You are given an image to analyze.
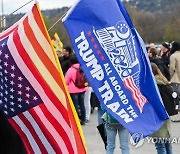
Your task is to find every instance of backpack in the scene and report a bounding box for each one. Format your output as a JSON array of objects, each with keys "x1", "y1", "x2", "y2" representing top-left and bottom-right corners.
[
  {"x1": 72, "y1": 67, "x2": 87, "y2": 88},
  {"x1": 158, "y1": 83, "x2": 180, "y2": 116}
]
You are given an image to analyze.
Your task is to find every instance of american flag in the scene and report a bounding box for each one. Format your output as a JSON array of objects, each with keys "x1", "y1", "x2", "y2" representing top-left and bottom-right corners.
[
  {"x1": 124, "y1": 76, "x2": 147, "y2": 113},
  {"x1": 0, "y1": 4, "x2": 85, "y2": 154}
]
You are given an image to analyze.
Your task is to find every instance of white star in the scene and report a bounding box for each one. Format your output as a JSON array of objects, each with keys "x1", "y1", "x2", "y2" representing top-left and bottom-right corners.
[
  {"x1": 1, "y1": 42, "x2": 5, "y2": 47},
  {"x1": 4, "y1": 62, "x2": 8, "y2": 67},
  {"x1": 10, "y1": 88, "x2": 15, "y2": 93},
  {"x1": 5, "y1": 84, "x2": 8, "y2": 88},
  {"x1": 33, "y1": 96, "x2": 38, "y2": 101},
  {"x1": 10, "y1": 80, "x2": 15, "y2": 85},
  {"x1": 10, "y1": 108, "x2": 15, "y2": 112},
  {"x1": 18, "y1": 104, "x2": 22, "y2": 108},
  {"x1": 0, "y1": 50, "x2": 2, "y2": 55},
  {"x1": 4, "y1": 105, "x2": 7, "y2": 108},
  {"x1": 0, "y1": 99, "x2": 2, "y2": 104},
  {"x1": 18, "y1": 76, "x2": 23, "y2": 81},
  {"x1": 5, "y1": 90, "x2": 8, "y2": 95},
  {"x1": 11, "y1": 65, "x2": 15, "y2": 70},
  {"x1": 18, "y1": 97, "x2": 22, "y2": 102},
  {"x1": 4, "y1": 54, "x2": 9, "y2": 59},
  {"x1": 4, "y1": 70, "x2": 8, "y2": 74},
  {"x1": 10, "y1": 95, "x2": 14, "y2": 99},
  {"x1": 4, "y1": 111, "x2": 8, "y2": 115},
  {"x1": 10, "y1": 73, "x2": 15, "y2": 78},
  {"x1": 26, "y1": 93, "x2": 30, "y2": 98},
  {"x1": 4, "y1": 97, "x2": 7, "y2": 102},
  {"x1": 18, "y1": 84, "x2": 22, "y2": 88},
  {"x1": 10, "y1": 102, "x2": 15, "y2": 106},
  {"x1": 4, "y1": 77, "x2": 8, "y2": 81},
  {"x1": 25, "y1": 100, "x2": 30, "y2": 104},
  {"x1": 26, "y1": 86, "x2": 31, "y2": 91},
  {"x1": 18, "y1": 91, "x2": 22, "y2": 95}
]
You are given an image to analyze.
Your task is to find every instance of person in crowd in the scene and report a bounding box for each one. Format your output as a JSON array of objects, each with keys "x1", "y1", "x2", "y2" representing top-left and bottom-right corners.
[
  {"x1": 0, "y1": 110, "x2": 26, "y2": 154},
  {"x1": 84, "y1": 86, "x2": 92, "y2": 122},
  {"x1": 90, "y1": 91, "x2": 105, "y2": 125},
  {"x1": 146, "y1": 43, "x2": 156, "y2": 55},
  {"x1": 149, "y1": 43, "x2": 156, "y2": 49},
  {"x1": 148, "y1": 48, "x2": 170, "y2": 80},
  {"x1": 65, "y1": 54, "x2": 87, "y2": 125},
  {"x1": 59, "y1": 46, "x2": 72, "y2": 75},
  {"x1": 55, "y1": 49, "x2": 62, "y2": 58},
  {"x1": 169, "y1": 41, "x2": 180, "y2": 83},
  {"x1": 102, "y1": 111, "x2": 130, "y2": 154},
  {"x1": 151, "y1": 63, "x2": 173, "y2": 154},
  {"x1": 160, "y1": 42, "x2": 171, "y2": 68},
  {"x1": 169, "y1": 41, "x2": 180, "y2": 122}
]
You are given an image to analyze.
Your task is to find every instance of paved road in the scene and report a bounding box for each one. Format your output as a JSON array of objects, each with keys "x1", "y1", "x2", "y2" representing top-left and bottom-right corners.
[{"x1": 82, "y1": 109, "x2": 180, "y2": 154}]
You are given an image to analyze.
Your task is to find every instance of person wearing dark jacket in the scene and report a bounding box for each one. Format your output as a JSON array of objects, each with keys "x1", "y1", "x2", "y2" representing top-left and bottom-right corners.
[
  {"x1": 59, "y1": 46, "x2": 72, "y2": 75},
  {"x1": 148, "y1": 48, "x2": 170, "y2": 81},
  {"x1": 160, "y1": 42, "x2": 171, "y2": 68},
  {"x1": 150, "y1": 63, "x2": 173, "y2": 154},
  {"x1": 0, "y1": 110, "x2": 26, "y2": 154}
]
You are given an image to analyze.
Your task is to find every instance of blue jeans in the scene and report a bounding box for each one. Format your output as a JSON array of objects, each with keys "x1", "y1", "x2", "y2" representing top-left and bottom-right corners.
[
  {"x1": 106, "y1": 123, "x2": 130, "y2": 154},
  {"x1": 155, "y1": 142, "x2": 173, "y2": 154},
  {"x1": 71, "y1": 93, "x2": 86, "y2": 122}
]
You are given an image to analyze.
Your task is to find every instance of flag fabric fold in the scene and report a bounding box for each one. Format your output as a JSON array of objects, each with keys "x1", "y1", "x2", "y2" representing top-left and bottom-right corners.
[
  {"x1": 63, "y1": 0, "x2": 169, "y2": 140},
  {"x1": 0, "y1": 3, "x2": 86, "y2": 154}
]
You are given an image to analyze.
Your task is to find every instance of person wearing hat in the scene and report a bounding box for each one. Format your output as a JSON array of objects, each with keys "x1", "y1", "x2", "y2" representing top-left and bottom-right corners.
[{"x1": 160, "y1": 42, "x2": 171, "y2": 68}]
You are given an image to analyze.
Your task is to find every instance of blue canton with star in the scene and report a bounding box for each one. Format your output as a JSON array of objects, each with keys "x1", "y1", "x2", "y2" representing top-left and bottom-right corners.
[{"x1": 0, "y1": 37, "x2": 43, "y2": 118}]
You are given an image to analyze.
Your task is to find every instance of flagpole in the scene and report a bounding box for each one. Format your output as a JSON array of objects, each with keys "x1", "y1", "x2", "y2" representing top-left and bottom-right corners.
[
  {"x1": 0, "y1": 0, "x2": 34, "y2": 26},
  {"x1": 47, "y1": 11, "x2": 68, "y2": 32}
]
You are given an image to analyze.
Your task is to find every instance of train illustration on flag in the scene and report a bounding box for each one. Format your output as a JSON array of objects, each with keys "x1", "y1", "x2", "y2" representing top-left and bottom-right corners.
[{"x1": 93, "y1": 21, "x2": 147, "y2": 113}]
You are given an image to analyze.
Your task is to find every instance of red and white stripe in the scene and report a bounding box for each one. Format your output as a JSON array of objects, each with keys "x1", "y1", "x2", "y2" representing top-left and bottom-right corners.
[
  {"x1": 0, "y1": 11, "x2": 29, "y2": 40},
  {"x1": 124, "y1": 76, "x2": 147, "y2": 113},
  {"x1": 6, "y1": 5, "x2": 78, "y2": 154}
]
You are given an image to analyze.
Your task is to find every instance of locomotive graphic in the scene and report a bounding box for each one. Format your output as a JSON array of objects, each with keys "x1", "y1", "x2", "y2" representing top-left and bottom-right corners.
[{"x1": 93, "y1": 21, "x2": 147, "y2": 113}]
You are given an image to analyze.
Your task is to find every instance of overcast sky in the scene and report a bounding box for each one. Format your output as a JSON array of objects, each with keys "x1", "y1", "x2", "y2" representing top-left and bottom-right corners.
[{"x1": 1, "y1": 0, "x2": 77, "y2": 14}]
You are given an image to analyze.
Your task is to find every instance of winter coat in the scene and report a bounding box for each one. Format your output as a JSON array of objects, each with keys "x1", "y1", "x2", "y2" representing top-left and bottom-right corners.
[
  {"x1": 169, "y1": 50, "x2": 180, "y2": 83},
  {"x1": 151, "y1": 119, "x2": 171, "y2": 139},
  {"x1": 150, "y1": 57, "x2": 170, "y2": 81},
  {"x1": 150, "y1": 76, "x2": 171, "y2": 139},
  {"x1": 59, "y1": 55, "x2": 71, "y2": 74},
  {"x1": 65, "y1": 63, "x2": 87, "y2": 94}
]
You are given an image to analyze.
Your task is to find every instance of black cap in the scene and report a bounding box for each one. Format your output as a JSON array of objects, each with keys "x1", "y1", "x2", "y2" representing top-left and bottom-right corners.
[
  {"x1": 170, "y1": 41, "x2": 180, "y2": 54},
  {"x1": 162, "y1": 42, "x2": 170, "y2": 49}
]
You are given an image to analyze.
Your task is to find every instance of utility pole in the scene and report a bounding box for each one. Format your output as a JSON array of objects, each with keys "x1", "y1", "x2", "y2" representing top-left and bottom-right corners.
[{"x1": 1, "y1": 0, "x2": 6, "y2": 31}]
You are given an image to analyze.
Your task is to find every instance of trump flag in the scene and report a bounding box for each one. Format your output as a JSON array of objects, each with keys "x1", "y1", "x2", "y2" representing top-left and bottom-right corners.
[
  {"x1": 0, "y1": 3, "x2": 87, "y2": 154},
  {"x1": 63, "y1": 0, "x2": 169, "y2": 139}
]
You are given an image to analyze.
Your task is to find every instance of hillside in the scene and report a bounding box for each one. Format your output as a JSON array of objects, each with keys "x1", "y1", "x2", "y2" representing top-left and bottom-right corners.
[{"x1": 3, "y1": 0, "x2": 180, "y2": 45}]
